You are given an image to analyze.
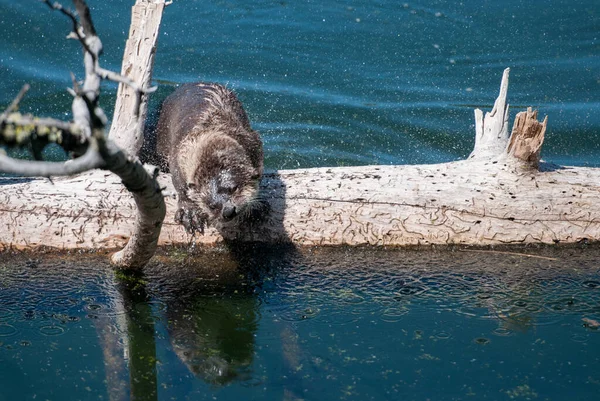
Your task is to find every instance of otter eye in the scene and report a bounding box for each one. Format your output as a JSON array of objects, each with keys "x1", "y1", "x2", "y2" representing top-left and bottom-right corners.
[
  {"x1": 218, "y1": 184, "x2": 237, "y2": 195},
  {"x1": 186, "y1": 183, "x2": 196, "y2": 190}
]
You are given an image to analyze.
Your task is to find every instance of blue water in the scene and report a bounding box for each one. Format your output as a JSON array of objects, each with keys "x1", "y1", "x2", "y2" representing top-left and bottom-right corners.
[
  {"x1": 0, "y1": 0, "x2": 598, "y2": 167},
  {"x1": 1, "y1": 247, "x2": 600, "y2": 400}
]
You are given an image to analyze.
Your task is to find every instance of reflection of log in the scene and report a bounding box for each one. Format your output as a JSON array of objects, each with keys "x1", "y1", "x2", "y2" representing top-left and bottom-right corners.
[{"x1": 2, "y1": 70, "x2": 600, "y2": 248}]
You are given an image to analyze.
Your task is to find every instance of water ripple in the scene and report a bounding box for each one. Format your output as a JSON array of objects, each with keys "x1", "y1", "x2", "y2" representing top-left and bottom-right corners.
[
  {"x1": 39, "y1": 325, "x2": 66, "y2": 337},
  {"x1": 0, "y1": 324, "x2": 18, "y2": 337}
]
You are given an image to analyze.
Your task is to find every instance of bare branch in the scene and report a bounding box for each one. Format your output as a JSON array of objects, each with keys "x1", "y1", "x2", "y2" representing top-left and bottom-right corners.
[
  {"x1": 0, "y1": 0, "x2": 168, "y2": 270},
  {"x1": 72, "y1": 0, "x2": 96, "y2": 37},
  {"x1": 0, "y1": 84, "x2": 30, "y2": 120},
  {"x1": 96, "y1": 66, "x2": 158, "y2": 118},
  {"x1": 42, "y1": 0, "x2": 155, "y2": 123},
  {"x1": 41, "y1": 0, "x2": 95, "y2": 58},
  {"x1": 95, "y1": 67, "x2": 157, "y2": 95},
  {"x1": 0, "y1": 143, "x2": 103, "y2": 176}
]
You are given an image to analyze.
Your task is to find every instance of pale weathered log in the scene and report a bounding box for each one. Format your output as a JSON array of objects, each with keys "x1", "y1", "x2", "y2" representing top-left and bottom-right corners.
[
  {"x1": 2, "y1": 154, "x2": 600, "y2": 249},
  {"x1": 108, "y1": 0, "x2": 165, "y2": 155},
  {"x1": 2, "y1": 66, "x2": 599, "y2": 249},
  {"x1": 2, "y1": 1, "x2": 597, "y2": 254}
]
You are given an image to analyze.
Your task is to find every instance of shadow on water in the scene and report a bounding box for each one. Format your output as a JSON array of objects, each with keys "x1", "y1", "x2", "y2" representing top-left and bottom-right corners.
[
  {"x1": 134, "y1": 81, "x2": 303, "y2": 394},
  {"x1": 102, "y1": 250, "x2": 294, "y2": 399}
]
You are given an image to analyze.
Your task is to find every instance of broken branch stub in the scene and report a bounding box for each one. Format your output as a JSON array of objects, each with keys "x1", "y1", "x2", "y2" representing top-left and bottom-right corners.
[
  {"x1": 470, "y1": 68, "x2": 511, "y2": 160},
  {"x1": 108, "y1": 0, "x2": 166, "y2": 156},
  {"x1": 507, "y1": 107, "x2": 548, "y2": 168}
]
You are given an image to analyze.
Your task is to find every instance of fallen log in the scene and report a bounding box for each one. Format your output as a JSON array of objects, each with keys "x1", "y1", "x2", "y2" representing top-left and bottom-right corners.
[{"x1": 2, "y1": 68, "x2": 599, "y2": 250}]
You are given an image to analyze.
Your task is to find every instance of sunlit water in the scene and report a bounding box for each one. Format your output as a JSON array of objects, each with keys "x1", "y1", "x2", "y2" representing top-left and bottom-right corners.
[
  {"x1": 1, "y1": 247, "x2": 600, "y2": 400},
  {"x1": 0, "y1": 0, "x2": 598, "y2": 167}
]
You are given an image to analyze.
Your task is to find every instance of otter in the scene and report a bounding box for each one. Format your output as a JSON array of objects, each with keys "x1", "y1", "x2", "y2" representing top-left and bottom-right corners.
[{"x1": 154, "y1": 82, "x2": 265, "y2": 234}]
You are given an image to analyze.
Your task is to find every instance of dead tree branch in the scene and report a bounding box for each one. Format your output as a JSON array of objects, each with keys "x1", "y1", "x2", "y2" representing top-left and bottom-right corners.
[{"x1": 1, "y1": 0, "x2": 167, "y2": 268}]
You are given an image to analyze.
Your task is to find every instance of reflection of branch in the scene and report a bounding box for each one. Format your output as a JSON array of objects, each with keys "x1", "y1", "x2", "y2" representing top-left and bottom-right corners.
[{"x1": 117, "y1": 273, "x2": 158, "y2": 401}]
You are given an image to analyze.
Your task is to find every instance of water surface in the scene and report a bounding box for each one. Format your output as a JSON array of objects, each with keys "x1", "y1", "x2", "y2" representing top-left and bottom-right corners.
[
  {"x1": 1, "y1": 246, "x2": 600, "y2": 400},
  {"x1": 0, "y1": 0, "x2": 598, "y2": 167}
]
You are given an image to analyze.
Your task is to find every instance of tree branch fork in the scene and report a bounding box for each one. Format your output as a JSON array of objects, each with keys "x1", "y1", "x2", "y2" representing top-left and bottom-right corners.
[{"x1": 1, "y1": 0, "x2": 166, "y2": 268}]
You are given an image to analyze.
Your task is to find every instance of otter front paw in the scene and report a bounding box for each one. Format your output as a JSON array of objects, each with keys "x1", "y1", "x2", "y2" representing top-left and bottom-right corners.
[
  {"x1": 175, "y1": 206, "x2": 208, "y2": 234},
  {"x1": 244, "y1": 199, "x2": 271, "y2": 223}
]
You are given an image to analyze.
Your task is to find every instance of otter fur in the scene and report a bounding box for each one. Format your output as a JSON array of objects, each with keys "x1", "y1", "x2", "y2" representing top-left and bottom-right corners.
[{"x1": 155, "y1": 82, "x2": 265, "y2": 234}]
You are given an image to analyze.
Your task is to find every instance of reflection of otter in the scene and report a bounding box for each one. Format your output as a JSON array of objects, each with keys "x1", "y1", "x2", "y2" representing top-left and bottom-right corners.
[
  {"x1": 155, "y1": 82, "x2": 265, "y2": 234},
  {"x1": 167, "y1": 295, "x2": 258, "y2": 385}
]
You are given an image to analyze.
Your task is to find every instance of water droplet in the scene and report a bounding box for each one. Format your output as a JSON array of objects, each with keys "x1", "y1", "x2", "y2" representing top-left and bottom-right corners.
[
  {"x1": 492, "y1": 327, "x2": 513, "y2": 337},
  {"x1": 435, "y1": 331, "x2": 451, "y2": 340}
]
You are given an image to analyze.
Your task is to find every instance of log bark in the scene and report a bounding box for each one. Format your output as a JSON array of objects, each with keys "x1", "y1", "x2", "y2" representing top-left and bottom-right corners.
[{"x1": 2, "y1": 155, "x2": 599, "y2": 249}]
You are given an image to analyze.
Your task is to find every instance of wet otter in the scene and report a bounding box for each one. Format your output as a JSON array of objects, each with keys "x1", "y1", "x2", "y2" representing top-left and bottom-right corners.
[{"x1": 155, "y1": 82, "x2": 264, "y2": 234}]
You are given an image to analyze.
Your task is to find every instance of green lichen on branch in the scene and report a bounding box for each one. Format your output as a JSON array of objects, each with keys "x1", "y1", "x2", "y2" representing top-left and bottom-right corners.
[{"x1": 0, "y1": 112, "x2": 86, "y2": 156}]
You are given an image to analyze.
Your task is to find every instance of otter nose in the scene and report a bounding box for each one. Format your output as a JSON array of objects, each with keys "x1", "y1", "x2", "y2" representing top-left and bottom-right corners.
[{"x1": 222, "y1": 204, "x2": 237, "y2": 220}]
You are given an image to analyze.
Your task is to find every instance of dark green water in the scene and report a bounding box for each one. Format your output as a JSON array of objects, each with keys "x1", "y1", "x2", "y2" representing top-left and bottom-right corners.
[
  {"x1": 0, "y1": 0, "x2": 598, "y2": 167},
  {"x1": 1, "y1": 247, "x2": 600, "y2": 400}
]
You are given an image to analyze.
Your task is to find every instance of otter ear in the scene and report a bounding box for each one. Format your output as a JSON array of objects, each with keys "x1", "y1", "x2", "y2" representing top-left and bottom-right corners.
[{"x1": 186, "y1": 182, "x2": 196, "y2": 190}]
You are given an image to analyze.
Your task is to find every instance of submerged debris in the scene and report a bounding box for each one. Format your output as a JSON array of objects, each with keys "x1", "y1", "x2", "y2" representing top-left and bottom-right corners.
[{"x1": 582, "y1": 317, "x2": 600, "y2": 330}]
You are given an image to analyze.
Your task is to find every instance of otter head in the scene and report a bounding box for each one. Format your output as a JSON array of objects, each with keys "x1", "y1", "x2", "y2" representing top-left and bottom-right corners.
[{"x1": 185, "y1": 136, "x2": 261, "y2": 226}]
